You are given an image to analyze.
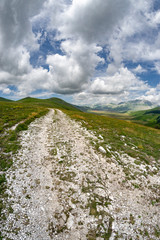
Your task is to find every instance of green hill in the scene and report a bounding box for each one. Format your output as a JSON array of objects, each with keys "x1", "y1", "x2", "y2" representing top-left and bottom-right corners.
[
  {"x1": 0, "y1": 97, "x2": 13, "y2": 102},
  {"x1": 131, "y1": 107, "x2": 160, "y2": 129},
  {"x1": 17, "y1": 97, "x2": 40, "y2": 103},
  {"x1": 17, "y1": 97, "x2": 80, "y2": 112}
]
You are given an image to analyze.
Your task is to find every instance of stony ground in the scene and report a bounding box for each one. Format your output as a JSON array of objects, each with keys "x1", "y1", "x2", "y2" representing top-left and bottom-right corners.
[{"x1": 1, "y1": 109, "x2": 160, "y2": 239}]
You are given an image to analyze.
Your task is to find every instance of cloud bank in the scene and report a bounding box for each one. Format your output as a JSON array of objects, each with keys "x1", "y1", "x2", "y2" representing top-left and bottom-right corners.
[{"x1": 0, "y1": 0, "x2": 160, "y2": 104}]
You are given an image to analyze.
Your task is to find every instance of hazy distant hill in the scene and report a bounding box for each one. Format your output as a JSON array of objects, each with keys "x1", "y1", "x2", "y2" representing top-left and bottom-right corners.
[{"x1": 90, "y1": 100, "x2": 157, "y2": 113}]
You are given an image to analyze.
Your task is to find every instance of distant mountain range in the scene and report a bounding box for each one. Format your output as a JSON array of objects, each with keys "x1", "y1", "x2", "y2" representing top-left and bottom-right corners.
[
  {"x1": 79, "y1": 100, "x2": 157, "y2": 113},
  {"x1": 0, "y1": 97, "x2": 158, "y2": 114}
]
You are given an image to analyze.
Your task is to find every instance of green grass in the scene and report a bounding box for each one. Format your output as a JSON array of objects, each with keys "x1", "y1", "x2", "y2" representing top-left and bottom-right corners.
[
  {"x1": 64, "y1": 110, "x2": 160, "y2": 163},
  {"x1": 130, "y1": 107, "x2": 160, "y2": 129}
]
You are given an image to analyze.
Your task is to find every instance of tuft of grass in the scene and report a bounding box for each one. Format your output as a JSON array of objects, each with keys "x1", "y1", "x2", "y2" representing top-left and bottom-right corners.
[
  {"x1": 59, "y1": 171, "x2": 76, "y2": 182},
  {"x1": 102, "y1": 217, "x2": 114, "y2": 240},
  {"x1": 0, "y1": 174, "x2": 6, "y2": 185},
  {"x1": 89, "y1": 200, "x2": 99, "y2": 217},
  {"x1": 129, "y1": 214, "x2": 135, "y2": 225},
  {"x1": 154, "y1": 226, "x2": 160, "y2": 237}
]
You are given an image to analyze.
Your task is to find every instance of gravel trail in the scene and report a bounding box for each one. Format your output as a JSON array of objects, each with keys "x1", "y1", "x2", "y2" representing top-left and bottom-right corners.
[{"x1": 1, "y1": 109, "x2": 159, "y2": 239}]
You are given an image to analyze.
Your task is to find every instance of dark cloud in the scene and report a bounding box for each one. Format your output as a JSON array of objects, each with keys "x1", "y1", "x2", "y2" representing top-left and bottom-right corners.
[{"x1": 58, "y1": 0, "x2": 130, "y2": 43}]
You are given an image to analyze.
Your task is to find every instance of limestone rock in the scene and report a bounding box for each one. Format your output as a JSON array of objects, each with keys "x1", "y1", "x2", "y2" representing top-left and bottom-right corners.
[{"x1": 98, "y1": 146, "x2": 106, "y2": 154}]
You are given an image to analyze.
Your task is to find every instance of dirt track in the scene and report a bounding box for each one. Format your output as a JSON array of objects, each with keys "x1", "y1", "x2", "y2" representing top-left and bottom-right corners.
[{"x1": 1, "y1": 109, "x2": 159, "y2": 239}]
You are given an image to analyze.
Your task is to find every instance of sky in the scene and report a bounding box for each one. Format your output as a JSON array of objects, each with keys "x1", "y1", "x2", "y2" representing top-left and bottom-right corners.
[{"x1": 0, "y1": 0, "x2": 160, "y2": 105}]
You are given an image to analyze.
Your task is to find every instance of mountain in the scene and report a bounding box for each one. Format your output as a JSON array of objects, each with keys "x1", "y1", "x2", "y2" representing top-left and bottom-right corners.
[
  {"x1": 90, "y1": 100, "x2": 157, "y2": 113},
  {"x1": 0, "y1": 97, "x2": 13, "y2": 102}
]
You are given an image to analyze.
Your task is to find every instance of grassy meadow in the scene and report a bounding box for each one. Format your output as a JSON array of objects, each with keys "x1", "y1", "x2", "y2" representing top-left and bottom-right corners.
[
  {"x1": 88, "y1": 107, "x2": 160, "y2": 129},
  {"x1": 0, "y1": 97, "x2": 160, "y2": 233},
  {"x1": 88, "y1": 110, "x2": 132, "y2": 120}
]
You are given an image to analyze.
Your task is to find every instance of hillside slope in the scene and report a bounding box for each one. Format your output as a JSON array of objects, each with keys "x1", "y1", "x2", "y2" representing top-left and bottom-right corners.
[
  {"x1": 17, "y1": 97, "x2": 80, "y2": 111},
  {"x1": 131, "y1": 107, "x2": 160, "y2": 129},
  {"x1": 0, "y1": 97, "x2": 13, "y2": 102}
]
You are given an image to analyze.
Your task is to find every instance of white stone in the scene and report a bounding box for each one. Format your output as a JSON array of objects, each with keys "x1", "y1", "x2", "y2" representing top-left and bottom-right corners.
[
  {"x1": 99, "y1": 134, "x2": 103, "y2": 140},
  {"x1": 98, "y1": 146, "x2": 106, "y2": 154},
  {"x1": 67, "y1": 214, "x2": 74, "y2": 229}
]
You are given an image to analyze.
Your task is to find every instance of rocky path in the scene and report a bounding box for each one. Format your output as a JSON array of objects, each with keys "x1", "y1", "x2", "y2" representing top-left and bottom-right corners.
[{"x1": 1, "y1": 109, "x2": 160, "y2": 239}]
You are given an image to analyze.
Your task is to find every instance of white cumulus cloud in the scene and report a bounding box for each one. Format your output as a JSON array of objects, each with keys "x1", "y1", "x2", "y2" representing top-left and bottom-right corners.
[{"x1": 0, "y1": 0, "x2": 160, "y2": 104}]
